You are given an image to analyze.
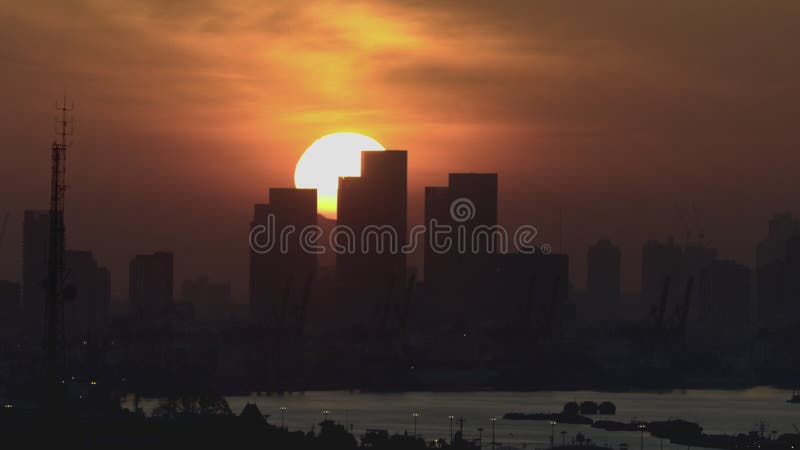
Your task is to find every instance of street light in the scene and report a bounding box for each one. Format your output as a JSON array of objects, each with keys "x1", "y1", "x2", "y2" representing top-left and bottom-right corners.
[
  {"x1": 322, "y1": 409, "x2": 331, "y2": 422},
  {"x1": 638, "y1": 424, "x2": 646, "y2": 450},
  {"x1": 549, "y1": 420, "x2": 557, "y2": 448},
  {"x1": 491, "y1": 417, "x2": 498, "y2": 450},
  {"x1": 280, "y1": 406, "x2": 287, "y2": 429},
  {"x1": 449, "y1": 415, "x2": 456, "y2": 443},
  {"x1": 412, "y1": 412, "x2": 421, "y2": 438}
]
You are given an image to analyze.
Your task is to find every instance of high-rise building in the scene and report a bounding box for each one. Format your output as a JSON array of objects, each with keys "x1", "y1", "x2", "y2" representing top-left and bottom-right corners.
[
  {"x1": 64, "y1": 250, "x2": 111, "y2": 338},
  {"x1": 695, "y1": 260, "x2": 752, "y2": 343},
  {"x1": 22, "y1": 210, "x2": 49, "y2": 326},
  {"x1": 424, "y1": 174, "x2": 498, "y2": 283},
  {"x1": 182, "y1": 275, "x2": 231, "y2": 322},
  {"x1": 642, "y1": 238, "x2": 716, "y2": 324},
  {"x1": 336, "y1": 150, "x2": 407, "y2": 328},
  {"x1": 423, "y1": 173, "x2": 498, "y2": 327},
  {"x1": 756, "y1": 214, "x2": 800, "y2": 329},
  {"x1": 0, "y1": 280, "x2": 21, "y2": 327},
  {"x1": 756, "y1": 213, "x2": 799, "y2": 268},
  {"x1": 249, "y1": 188, "x2": 317, "y2": 326},
  {"x1": 249, "y1": 203, "x2": 271, "y2": 324},
  {"x1": 495, "y1": 252, "x2": 571, "y2": 336},
  {"x1": 587, "y1": 239, "x2": 621, "y2": 309},
  {"x1": 129, "y1": 251, "x2": 173, "y2": 326},
  {"x1": 641, "y1": 238, "x2": 683, "y2": 310}
]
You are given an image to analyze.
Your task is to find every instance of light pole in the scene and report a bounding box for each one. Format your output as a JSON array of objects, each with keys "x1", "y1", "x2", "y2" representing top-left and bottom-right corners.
[
  {"x1": 449, "y1": 415, "x2": 456, "y2": 443},
  {"x1": 323, "y1": 409, "x2": 330, "y2": 422},
  {"x1": 491, "y1": 417, "x2": 497, "y2": 450},
  {"x1": 639, "y1": 424, "x2": 646, "y2": 450},
  {"x1": 550, "y1": 420, "x2": 557, "y2": 449},
  {"x1": 280, "y1": 406, "x2": 287, "y2": 429},
  {"x1": 412, "y1": 412, "x2": 421, "y2": 438},
  {"x1": 478, "y1": 427, "x2": 484, "y2": 450}
]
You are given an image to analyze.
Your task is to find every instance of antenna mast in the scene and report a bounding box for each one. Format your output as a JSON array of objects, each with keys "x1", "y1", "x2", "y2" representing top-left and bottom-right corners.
[{"x1": 43, "y1": 95, "x2": 73, "y2": 405}]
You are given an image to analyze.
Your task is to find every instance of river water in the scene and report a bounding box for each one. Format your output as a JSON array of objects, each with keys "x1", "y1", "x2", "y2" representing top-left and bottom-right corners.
[{"x1": 122, "y1": 387, "x2": 799, "y2": 450}]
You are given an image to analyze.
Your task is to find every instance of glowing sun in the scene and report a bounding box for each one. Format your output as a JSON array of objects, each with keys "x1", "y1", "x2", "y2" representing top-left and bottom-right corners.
[{"x1": 294, "y1": 132, "x2": 385, "y2": 218}]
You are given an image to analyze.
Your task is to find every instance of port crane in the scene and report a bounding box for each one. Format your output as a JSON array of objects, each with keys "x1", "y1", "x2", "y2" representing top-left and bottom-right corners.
[
  {"x1": 651, "y1": 277, "x2": 672, "y2": 333},
  {"x1": 673, "y1": 277, "x2": 694, "y2": 342}
]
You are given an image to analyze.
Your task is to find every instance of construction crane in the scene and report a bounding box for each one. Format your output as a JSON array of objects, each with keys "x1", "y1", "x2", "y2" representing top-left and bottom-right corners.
[
  {"x1": 675, "y1": 277, "x2": 694, "y2": 342},
  {"x1": 675, "y1": 203, "x2": 692, "y2": 246},
  {"x1": 692, "y1": 202, "x2": 712, "y2": 247},
  {"x1": 651, "y1": 277, "x2": 672, "y2": 333}
]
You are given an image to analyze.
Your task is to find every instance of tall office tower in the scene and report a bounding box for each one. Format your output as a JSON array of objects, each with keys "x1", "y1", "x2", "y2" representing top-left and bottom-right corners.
[
  {"x1": 641, "y1": 238, "x2": 683, "y2": 311},
  {"x1": 129, "y1": 251, "x2": 173, "y2": 326},
  {"x1": 587, "y1": 239, "x2": 621, "y2": 309},
  {"x1": 423, "y1": 173, "x2": 497, "y2": 328},
  {"x1": 337, "y1": 150, "x2": 407, "y2": 329},
  {"x1": 249, "y1": 188, "x2": 317, "y2": 327},
  {"x1": 695, "y1": 260, "x2": 751, "y2": 344},
  {"x1": 756, "y1": 213, "x2": 799, "y2": 267},
  {"x1": 756, "y1": 214, "x2": 800, "y2": 329},
  {"x1": 495, "y1": 252, "x2": 571, "y2": 338},
  {"x1": 64, "y1": 250, "x2": 111, "y2": 339},
  {"x1": 22, "y1": 210, "x2": 50, "y2": 328},
  {"x1": 249, "y1": 203, "x2": 271, "y2": 324},
  {"x1": 0, "y1": 280, "x2": 21, "y2": 328},
  {"x1": 182, "y1": 275, "x2": 232, "y2": 322}
]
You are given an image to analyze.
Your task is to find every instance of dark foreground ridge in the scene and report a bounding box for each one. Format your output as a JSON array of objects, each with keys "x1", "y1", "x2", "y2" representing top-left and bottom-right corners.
[{"x1": 0, "y1": 393, "x2": 480, "y2": 450}]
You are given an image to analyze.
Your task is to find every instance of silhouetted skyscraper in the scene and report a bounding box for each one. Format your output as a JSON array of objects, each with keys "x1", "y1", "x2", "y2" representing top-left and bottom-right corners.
[
  {"x1": 337, "y1": 150, "x2": 407, "y2": 328},
  {"x1": 695, "y1": 260, "x2": 751, "y2": 344},
  {"x1": 587, "y1": 239, "x2": 621, "y2": 309},
  {"x1": 641, "y1": 238, "x2": 682, "y2": 310},
  {"x1": 249, "y1": 203, "x2": 271, "y2": 324},
  {"x1": 756, "y1": 213, "x2": 800, "y2": 329},
  {"x1": 0, "y1": 280, "x2": 21, "y2": 328},
  {"x1": 22, "y1": 210, "x2": 49, "y2": 328},
  {"x1": 64, "y1": 250, "x2": 110, "y2": 338},
  {"x1": 183, "y1": 275, "x2": 232, "y2": 322},
  {"x1": 129, "y1": 251, "x2": 173, "y2": 326},
  {"x1": 756, "y1": 213, "x2": 799, "y2": 268},
  {"x1": 249, "y1": 188, "x2": 317, "y2": 327},
  {"x1": 423, "y1": 173, "x2": 498, "y2": 327},
  {"x1": 642, "y1": 238, "x2": 716, "y2": 327},
  {"x1": 496, "y1": 252, "x2": 570, "y2": 338}
]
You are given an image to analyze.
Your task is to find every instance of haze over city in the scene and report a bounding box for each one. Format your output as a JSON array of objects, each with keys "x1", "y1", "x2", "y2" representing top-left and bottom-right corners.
[
  {"x1": 3, "y1": 2, "x2": 800, "y2": 450},
  {"x1": 2, "y1": 1, "x2": 799, "y2": 302}
]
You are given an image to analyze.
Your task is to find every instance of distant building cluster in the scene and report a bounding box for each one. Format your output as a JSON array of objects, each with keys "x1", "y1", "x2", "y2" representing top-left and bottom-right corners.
[{"x1": 3, "y1": 148, "x2": 800, "y2": 391}]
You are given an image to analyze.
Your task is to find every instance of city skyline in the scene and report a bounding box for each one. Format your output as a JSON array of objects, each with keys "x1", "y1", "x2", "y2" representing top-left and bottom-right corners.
[
  {"x1": 4, "y1": 3, "x2": 800, "y2": 444},
  {"x1": 2, "y1": 1, "x2": 800, "y2": 301}
]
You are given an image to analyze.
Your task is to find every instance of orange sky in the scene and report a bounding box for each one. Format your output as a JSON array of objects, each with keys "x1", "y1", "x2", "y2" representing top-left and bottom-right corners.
[{"x1": 1, "y1": 1, "x2": 800, "y2": 300}]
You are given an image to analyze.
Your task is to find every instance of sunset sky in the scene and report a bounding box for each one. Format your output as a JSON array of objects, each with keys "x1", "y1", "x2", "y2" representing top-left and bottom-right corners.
[{"x1": 1, "y1": 1, "x2": 799, "y2": 301}]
